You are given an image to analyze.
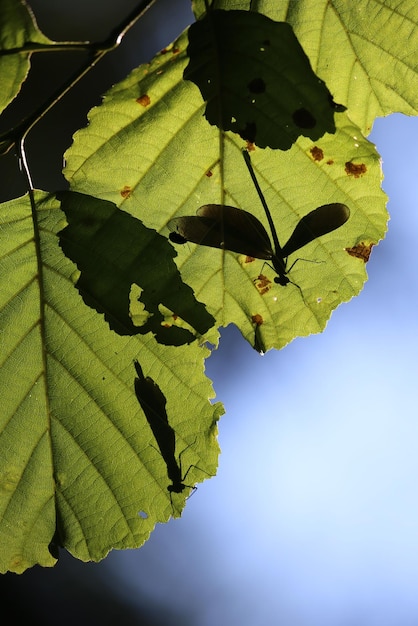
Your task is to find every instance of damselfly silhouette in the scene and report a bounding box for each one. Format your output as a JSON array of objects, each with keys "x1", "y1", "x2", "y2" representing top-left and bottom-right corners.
[
  {"x1": 134, "y1": 360, "x2": 202, "y2": 497},
  {"x1": 169, "y1": 151, "x2": 350, "y2": 286}
]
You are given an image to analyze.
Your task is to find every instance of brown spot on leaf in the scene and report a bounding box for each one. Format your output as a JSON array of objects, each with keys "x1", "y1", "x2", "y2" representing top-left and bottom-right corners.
[
  {"x1": 326, "y1": 159, "x2": 334, "y2": 165},
  {"x1": 137, "y1": 94, "x2": 151, "y2": 107},
  {"x1": 254, "y1": 274, "x2": 272, "y2": 295},
  {"x1": 310, "y1": 146, "x2": 324, "y2": 161},
  {"x1": 244, "y1": 255, "x2": 255, "y2": 264},
  {"x1": 345, "y1": 161, "x2": 367, "y2": 177},
  {"x1": 246, "y1": 141, "x2": 256, "y2": 152},
  {"x1": 161, "y1": 45, "x2": 180, "y2": 55},
  {"x1": 206, "y1": 170, "x2": 213, "y2": 177},
  {"x1": 120, "y1": 186, "x2": 132, "y2": 198},
  {"x1": 346, "y1": 242, "x2": 374, "y2": 262},
  {"x1": 252, "y1": 313, "x2": 263, "y2": 326}
]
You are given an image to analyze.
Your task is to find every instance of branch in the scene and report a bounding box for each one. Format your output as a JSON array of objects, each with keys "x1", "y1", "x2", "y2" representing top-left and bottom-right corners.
[{"x1": 0, "y1": 0, "x2": 157, "y2": 160}]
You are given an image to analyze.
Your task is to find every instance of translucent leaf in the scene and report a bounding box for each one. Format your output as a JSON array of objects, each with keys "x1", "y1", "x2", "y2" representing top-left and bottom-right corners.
[
  {"x1": 64, "y1": 28, "x2": 387, "y2": 353},
  {"x1": 184, "y1": 10, "x2": 345, "y2": 149},
  {"x1": 0, "y1": 192, "x2": 222, "y2": 572},
  {"x1": 193, "y1": 0, "x2": 418, "y2": 133},
  {"x1": 0, "y1": 0, "x2": 54, "y2": 113},
  {"x1": 290, "y1": 0, "x2": 418, "y2": 131}
]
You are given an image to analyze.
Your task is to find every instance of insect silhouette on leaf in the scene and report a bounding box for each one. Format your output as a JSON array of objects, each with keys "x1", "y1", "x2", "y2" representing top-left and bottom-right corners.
[
  {"x1": 169, "y1": 151, "x2": 350, "y2": 287},
  {"x1": 133, "y1": 360, "x2": 210, "y2": 505}
]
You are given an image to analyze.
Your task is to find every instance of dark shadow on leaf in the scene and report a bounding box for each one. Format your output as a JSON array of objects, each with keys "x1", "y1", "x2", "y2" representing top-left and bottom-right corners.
[
  {"x1": 134, "y1": 360, "x2": 185, "y2": 494},
  {"x1": 184, "y1": 10, "x2": 345, "y2": 150},
  {"x1": 57, "y1": 191, "x2": 215, "y2": 345},
  {"x1": 133, "y1": 359, "x2": 216, "y2": 515}
]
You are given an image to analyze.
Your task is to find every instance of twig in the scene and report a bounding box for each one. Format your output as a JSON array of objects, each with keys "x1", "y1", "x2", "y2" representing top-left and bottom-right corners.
[{"x1": 0, "y1": 0, "x2": 157, "y2": 161}]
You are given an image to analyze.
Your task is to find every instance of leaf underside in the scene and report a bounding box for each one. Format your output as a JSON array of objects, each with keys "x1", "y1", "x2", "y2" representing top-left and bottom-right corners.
[
  {"x1": 64, "y1": 26, "x2": 387, "y2": 353},
  {"x1": 0, "y1": 193, "x2": 222, "y2": 572},
  {"x1": 4, "y1": 0, "x2": 417, "y2": 571}
]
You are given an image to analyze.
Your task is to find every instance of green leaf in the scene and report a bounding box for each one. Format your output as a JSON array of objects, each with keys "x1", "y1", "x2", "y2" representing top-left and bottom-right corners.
[
  {"x1": 195, "y1": 0, "x2": 418, "y2": 133},
  {"x1": 290, "y1": 0, "x2": 418, "y2": 131},
  {"x1": 0, "y1": 0, "x2": 54, "y2": 113},
  {"x1": 64, "y1": 27, "x2": 387, "y2": 353},
  {"x1": 184, "y1": 9, "x2": 345, "y2": 149},
  {"x1": 0, "y1": 192, "x2": 222, "y2": 572},
  {"x1": 58, "y1": 191, "x2": 215, "y2": 345}
]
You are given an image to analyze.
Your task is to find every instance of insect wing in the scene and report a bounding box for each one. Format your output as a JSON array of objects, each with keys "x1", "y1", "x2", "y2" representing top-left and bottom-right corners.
[
  {"x1": 169, "y1": 231, "x2": 188, "y2": 244},
  {"x1": 134, "y1": 360, "x2": 167, "y2": 420},
  {"x1": 134, "y1": 360, "x2": 174, "y2": 450},
  {"x1": 169, "y1": 204, "x2": 273, "y2": 260},
  {"x1": 281, "y1": 203, "x2": 350, "y2": 258},
  {"x1": 169, "y1": 215, "x2": 212, "y2": 246}
]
